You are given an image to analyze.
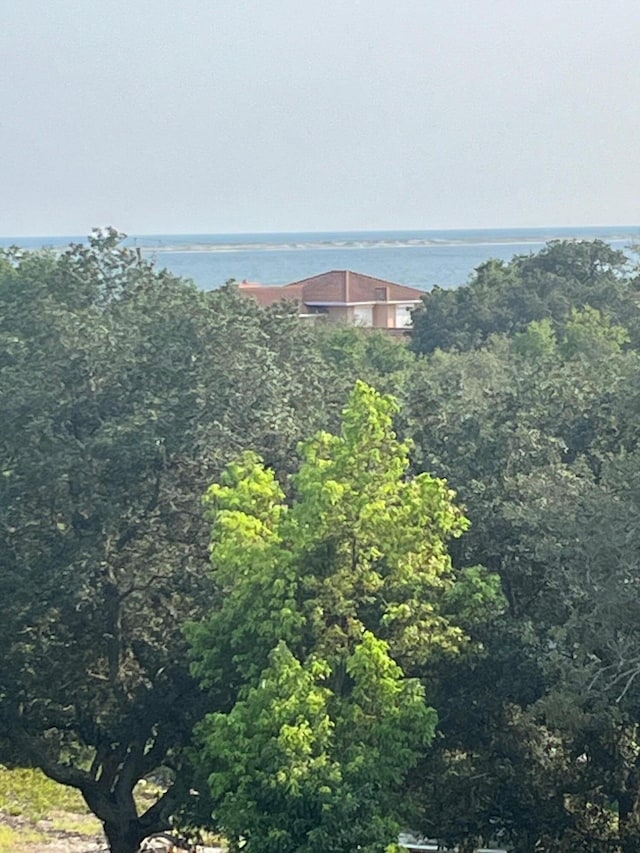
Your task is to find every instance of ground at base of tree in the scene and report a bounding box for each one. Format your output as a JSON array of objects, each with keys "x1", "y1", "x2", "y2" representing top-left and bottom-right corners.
[
  {"x1": 0, "y1": 812, "x2": 226, "y2": 853},
  {"x1": 0, "y1": 809, "x2": 105, "y2": 852},
  {"x1": 0, "y1": 768, "x2": 224, "y2": 853}
]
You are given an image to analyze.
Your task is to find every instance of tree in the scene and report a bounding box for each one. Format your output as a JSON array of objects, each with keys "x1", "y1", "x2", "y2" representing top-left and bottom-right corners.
[
  {"x1": 515, "y1": 448, "x2": 640, "y2": 851},
  {"x1": 189, "y1": 382, "x2": 499, "y2": 853},
  {"x1": 312, "y1": 323, "x2": 415, "y2": 396},
  {"x1": 403, "y1": 311, "x2": 640, "y2": 849},
  {"x1": 406, "y1": 311, "x2": 638, "y2": 601},
  {"x1": 411, "y1": 239, "x2": 637, "y2": 355},
  {"x1": 0, "y1": 230, "x2": 343, "y2": 853}
]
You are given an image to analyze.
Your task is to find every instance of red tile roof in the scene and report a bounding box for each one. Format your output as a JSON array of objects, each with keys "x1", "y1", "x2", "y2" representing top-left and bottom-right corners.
[
  {"x1": 284, "y1": 270, "x2": 424, "y2": 303},
  {"x1": 237, "y1": 281, "x2": 303, "y2": 307},
  {"x1": 239, "y1": 271, "x2": 424, "y2": 308}
]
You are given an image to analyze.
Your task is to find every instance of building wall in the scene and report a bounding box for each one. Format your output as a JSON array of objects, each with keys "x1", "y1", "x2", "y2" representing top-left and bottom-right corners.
[
  {"x1": 394, "y1": 303, "x2": 415, "y2": 327},
  {"x1": 302, "y1": 302, "x2": 417, "y2": 329},
  {"x1": 373, "y1": 303, "x2": 392, "y2": 328},
  {"x1": 326, "y1": 305, "x2": 351, "y2": 323},
  {"x1": 353, "y1": 304, "x2": 374, "y2": 326}
]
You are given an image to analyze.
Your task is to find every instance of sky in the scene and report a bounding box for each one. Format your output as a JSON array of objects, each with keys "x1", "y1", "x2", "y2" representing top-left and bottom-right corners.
[{"x1": 2, "y1": 0, "x2": 640, "y2": 236}]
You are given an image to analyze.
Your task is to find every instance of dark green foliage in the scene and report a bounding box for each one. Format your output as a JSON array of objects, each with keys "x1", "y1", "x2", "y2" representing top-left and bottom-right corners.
[
  {"x1": 403, "y1": 294, "x2": 640, "y2": 849},
  {"x1": 0, "y1": 230, "x2": 342, "y2": 853},
  {"x1": 411, "y1": 239, "x2": 638, "y2": 354},
  {"x1": 7, "y1": 232, "x2": 640, "y2": 851},
  {"x1": 313, "y1": 324, "x2": 415, "y2": 395},
  {"x1": 406, "y1": 312, "x2": 638, "y2": 616}
]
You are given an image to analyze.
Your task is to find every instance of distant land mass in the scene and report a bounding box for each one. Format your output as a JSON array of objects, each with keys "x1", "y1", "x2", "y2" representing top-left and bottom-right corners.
[{"x1": 2, "y1": 226, "x2": 638, "y2": 291}]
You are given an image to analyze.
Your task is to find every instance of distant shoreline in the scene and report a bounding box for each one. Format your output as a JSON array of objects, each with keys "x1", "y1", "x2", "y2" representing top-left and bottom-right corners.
[
  {"x1": 3, "y1": 227, "x2": 638, "y2": 291},
  {"x1": 2, "y1": 225, "x2": 640, "y2": 250}
]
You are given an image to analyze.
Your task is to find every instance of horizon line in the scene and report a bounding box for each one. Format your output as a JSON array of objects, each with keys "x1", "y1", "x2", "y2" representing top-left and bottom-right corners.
[{"x1": 2, "y1": 223, "x2": 640, "y2": 241}]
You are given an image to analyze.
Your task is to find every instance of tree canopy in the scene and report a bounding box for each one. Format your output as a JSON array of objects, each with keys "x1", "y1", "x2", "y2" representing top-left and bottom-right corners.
[
  {"x1": 0, "y1": 230, "x2": 344, "y2": 853},
  {"x1": 403, "y1": 296, "x2": 640, "y2": 850},
  {"x1": 188, "y1": 382, "x2": 499, "y2": 853},
  {"x1": 410, "y1": 239, "x2": 639, "y2": 354},
  {"x1": 7, "y1": 234, "x2": 640, "y2": 852}
]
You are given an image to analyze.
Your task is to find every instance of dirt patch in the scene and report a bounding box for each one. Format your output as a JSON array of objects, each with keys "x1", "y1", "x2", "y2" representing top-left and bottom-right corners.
[
  {"x1": 0, "y1": 812, "x2": 226, "y2": 853},
  {"x1": 0, "y1": 810, "x2": 106, "y2": 852}
]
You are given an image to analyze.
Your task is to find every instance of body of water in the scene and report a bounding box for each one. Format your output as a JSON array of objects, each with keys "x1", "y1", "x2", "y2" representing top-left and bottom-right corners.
[{"x1": 2, "y1": 226, "x2": 638, "y2": 291}]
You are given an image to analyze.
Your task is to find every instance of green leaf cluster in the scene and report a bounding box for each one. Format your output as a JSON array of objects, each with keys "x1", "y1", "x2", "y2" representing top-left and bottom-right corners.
[
  {"x1": 400, "y1": 247, "x2": 640, "y2": 849},
  {"x1": 189, "y1": 382, "x2": 484, "y2": 852},
  {"x1": 0, "y1": 231, "x2": 345, "y2": 853},
  {"x1": 411, "y1": 239, "x2": 638, "y2": 355}
]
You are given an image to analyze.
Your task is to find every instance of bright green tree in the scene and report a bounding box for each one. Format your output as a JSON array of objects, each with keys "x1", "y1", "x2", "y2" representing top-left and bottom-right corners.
[{"x1": 189, "y1": 382, "x2": 496, "y2": 853}]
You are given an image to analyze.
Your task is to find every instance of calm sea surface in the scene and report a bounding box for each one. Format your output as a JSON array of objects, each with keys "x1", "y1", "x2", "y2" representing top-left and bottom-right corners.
[{"x1": 2, "y1": 227, "x2": 639, "y2": 292}]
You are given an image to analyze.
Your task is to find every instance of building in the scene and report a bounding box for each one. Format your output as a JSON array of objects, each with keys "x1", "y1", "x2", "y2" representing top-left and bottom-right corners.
[
  {"x1": 398, "y1": 834, "x2": 507, "y2": 852},
  {"x1": 238, "y1": 270, "x2": 425, "y2": 331}
]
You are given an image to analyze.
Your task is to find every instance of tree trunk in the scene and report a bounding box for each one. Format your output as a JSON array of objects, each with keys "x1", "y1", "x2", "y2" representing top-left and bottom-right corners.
[
  {"x1": 81, "y1": 766, "x2": 183, "y2": 853},
  {"x1": 103, "y1": 817, "x2": 147, "y2": 853}
]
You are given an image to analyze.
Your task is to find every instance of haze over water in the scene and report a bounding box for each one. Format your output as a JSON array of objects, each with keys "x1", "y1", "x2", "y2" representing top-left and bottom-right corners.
[{"x1": 2, "y1": 226, "x2": 638, "y2": 292}]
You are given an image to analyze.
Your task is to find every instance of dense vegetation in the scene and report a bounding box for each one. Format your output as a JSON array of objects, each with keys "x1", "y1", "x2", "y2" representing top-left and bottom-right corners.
[
  {"x1": 0, "y1": 231, "x2": 342, "y2": 853},
  {"x1": 188, "y1": 382, "x2": 501, "y2": 853},
  {"x1": 2, "y1": 232, "x2": 640, "y2": 852}
]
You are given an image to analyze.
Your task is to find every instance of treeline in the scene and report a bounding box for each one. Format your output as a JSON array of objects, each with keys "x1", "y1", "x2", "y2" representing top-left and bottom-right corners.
[{"x1": 2, "y1": 231, "x2": 640, "y2": 853}]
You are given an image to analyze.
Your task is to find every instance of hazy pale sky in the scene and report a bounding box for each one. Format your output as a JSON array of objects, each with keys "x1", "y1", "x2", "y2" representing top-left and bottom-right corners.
[{"x1": 2, "y1": 0, "x2": 639, "y2": 236}]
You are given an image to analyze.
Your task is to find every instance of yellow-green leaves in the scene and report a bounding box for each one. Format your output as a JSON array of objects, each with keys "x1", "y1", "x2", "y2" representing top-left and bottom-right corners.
[
  {"x1": 204, "y1": 451, "x2": 287, "y2": 585},
  {"x1": 190, "y1": 381, "x2": 483, "y2": 852},
  {"x1": 293, "y1": 381, "x2": 470, "y2": 667}
]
